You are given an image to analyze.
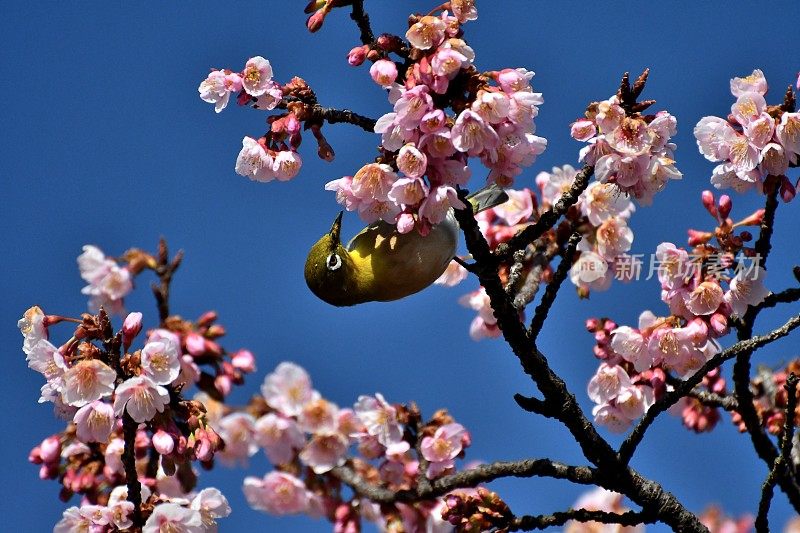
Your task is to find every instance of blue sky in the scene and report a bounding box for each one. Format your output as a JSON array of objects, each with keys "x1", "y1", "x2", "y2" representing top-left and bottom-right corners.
[{"x1": 2, "y1": 1, "x2": 799, "y2": 531}]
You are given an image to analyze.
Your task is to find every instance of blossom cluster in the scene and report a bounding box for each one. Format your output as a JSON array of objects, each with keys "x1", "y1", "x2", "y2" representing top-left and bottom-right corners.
[
  {"x1": 571, "y1": 77, "x2": 682, "y2": 205},
  {"x1": 199, "y1": 56, "x2": 306, "y2": 183},
  {"x1": 24, "y1": 243, "x2": 258, "y2": 531},
  {"x1": 327, "y1": 4, "x2": 547, "y2": 233},
  {"x1": 733, "y1": 359, "x2": 800, "y2": 438},
  {"x1": 584, "y1": 192, "x2": 771, "y2": 432},
  {"x1": 694, "y1": 69, "x2": 799, "y2": 199},
  {"x1": 78, "y1": 245, "x2": 134, "y2": 315},
  {"x1": 208, "y1": 361, "x2": 475, "y2": 531}
]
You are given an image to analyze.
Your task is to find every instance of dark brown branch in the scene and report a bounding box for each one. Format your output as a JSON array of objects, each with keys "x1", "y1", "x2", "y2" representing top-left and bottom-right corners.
[
  {"x1": 495, "y1": 166, "x2": 593, "y2": 262},
  {"x1": 529, "y1": 232, "x2": 580, "y2": 340},
  {"x1": 509, "y1": 508, "x2": 656, "y2": 531},
  {"x1": 620, "y1": 312, "x2": 800, "y2": 464},
  {"x1": 122, "y1": 413, "x2": 143, "y2": 528},
  {"x1": 309, "y1": 104, "x2": 377, "y2": 133},
  {"x1": 452, "y1": 191, "x2": 708, "y2": 532},
  {"x1": 151, "y1": 238, "x2": 183, "y2": 326},
  {"x1": 688, "y1": 389, "x2": 739, "y2": 411},
  {"x1": 753, "y1": 184, "x2": 780, "y2": 269},
  {"x1": 755, "y1": 373, "x2": 799, "y2": 532},
  {"x1": 348, "y1": 0, "x2": 374, "y2": 46},
  {"x1": 331, "y1": 458, "x2": 599, "y2": 504},
  {"x1": 754, "y1": 286, "x2": 800, "y2": 313}
]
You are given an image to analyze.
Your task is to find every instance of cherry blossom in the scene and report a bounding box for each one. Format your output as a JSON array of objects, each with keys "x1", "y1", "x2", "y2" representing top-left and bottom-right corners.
[{"x1": 113, "y1": 375, "x2": 170, "y2": 423}]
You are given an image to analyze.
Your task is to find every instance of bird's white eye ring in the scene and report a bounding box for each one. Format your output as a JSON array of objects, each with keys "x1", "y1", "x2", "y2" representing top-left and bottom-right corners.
[{"x1": 326, "y1": 253, "x2": 342, "y2": 271}]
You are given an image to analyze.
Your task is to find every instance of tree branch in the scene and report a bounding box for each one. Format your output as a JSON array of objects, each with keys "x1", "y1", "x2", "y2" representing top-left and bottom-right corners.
[
  {"x1": 529, "y1": 232, "x2": 580, "y2": 340},
  {"x1": 151, "y1": 237, "x2": 183, "y2": 326},
  {"x1": 122, "y1": 413, "x2": 143, "y2": 528},
  {"x1": 348, "y1": 0, "x2": 374, "y2": 46},
  {"x1": 755, "y1": 373, "x2": 799, "y2": 532},
  {"x1": 619, "y1": 312, "x2": 800, "y2": 464},
  {"x1": 331, "y1": 458, "x2": 600, "y2": 504},
  {"x1": 494, "y1": 165, "x2": 593, "y2": 262},
  {"x1": 452, "y1": 192, "x2": 708, "y2": 532},
  {"x1": 309, "y1": 104, "x2": 377, "y2": 133},
  {"x1": 509, "y1": 508, "x2": 656, "y2": 531}
]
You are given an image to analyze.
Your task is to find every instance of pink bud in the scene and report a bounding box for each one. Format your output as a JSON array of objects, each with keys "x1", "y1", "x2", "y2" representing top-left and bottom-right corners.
[
  {"x1": 214, "y1": 374, "x2": 232, "y2": 397},
  {"x1": 197, "y1": 311, "x2": 217, "y2": 327},
  {"x1": 185, "y1": 332, "x2": 206, "y2": 356},
  {"x1": 369, "y1": 59, "x2": 398, "y2": 87},
  {"x1": 718, "y1": 195, "x2": 732, "y2": 219},
  {"x1": 603, "y1": 320, "x2": 618, "y2": 333},
  {"x1": 122, "y1": 312, "x2": 143, "y2": 347},
  {"x1": 231, "y1": 349, "x2": 256, "y2": 373},
  {"x1": 780, "y1": 176, "x2": 797, "y2": 203},
  {"x1": 39, "y1": 436, "x2": 61, "y2": 463},
  {"x1": 347, "y1": 45, "x2": 368, "y2": 66},
  {"x1": 709, "y1": 313, "x2": 729, "y2": 337},
  {"x1": 306, "y1": 10, "x2": 325, "y2": 33},
  {"x1": 687, "y1": 229, "x2": 714, "y2": 246},
  {"x1": 594, "y1": 330, "x2": 608, "y2": 343},
  {"x1": 738, "y1": 208, "x2": 765, "y2": 227},
  {"x1": 285, "y1": 114, "x2": 301, "y2": 136},
  {"x1": 193, "y1": 429, "x2": 214, "y2": 461},
  {"x1": 585, "y1": 318, "x2": 600, "y2": 331},
  {"x1": 701, "y1": 190, "x2": 718, "y2": 218},
  {"x1": 205, "y1": 339, "x2": 223, "y2": 356},
  {"x1": 152, "y1": 430, "x2": 175, "y2": 455}
]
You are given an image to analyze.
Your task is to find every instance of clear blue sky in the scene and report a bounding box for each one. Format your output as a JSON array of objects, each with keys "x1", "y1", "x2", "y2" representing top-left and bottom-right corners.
[{"x1": 2, "y1": 1, "x2": 799, "y2": 531}]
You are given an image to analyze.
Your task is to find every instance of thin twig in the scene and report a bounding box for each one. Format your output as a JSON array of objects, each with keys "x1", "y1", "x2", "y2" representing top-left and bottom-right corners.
[
  {"x1": 122, "y1": 413, "x2": 143, "y2": 528},
  {"x1": 755, "y1": 373, "x2": 799, "y2": 532},
  {"x1": 494, "y1": 165, "x2": 593, "y2": 262},
  {"x1": 529, "y1": 232, "x2": 581, "y2": 340},
  {"x1": 688, "y1": 389, "x2": 739, "y2": 411},
  {"x1": 309, "y1": 104, "x2": 377, "y2": 133}
]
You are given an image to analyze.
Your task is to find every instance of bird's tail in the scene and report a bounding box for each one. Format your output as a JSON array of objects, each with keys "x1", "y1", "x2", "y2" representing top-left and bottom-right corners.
[{"x1": 467, "y1": 183, "x2": 509, "y2": 214}]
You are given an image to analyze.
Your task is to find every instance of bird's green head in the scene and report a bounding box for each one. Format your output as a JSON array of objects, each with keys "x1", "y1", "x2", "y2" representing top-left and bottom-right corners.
[{"x1": 304, "y1": 212, "x2": 359, "y2": 306}]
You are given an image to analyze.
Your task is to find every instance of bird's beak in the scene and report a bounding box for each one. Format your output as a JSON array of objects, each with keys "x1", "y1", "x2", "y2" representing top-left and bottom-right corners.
[{"x1": 329, "y1": 211, "x2": 343, "y2": 245}]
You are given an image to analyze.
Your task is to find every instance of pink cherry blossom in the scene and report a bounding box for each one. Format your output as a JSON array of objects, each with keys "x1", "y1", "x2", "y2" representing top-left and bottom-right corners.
[
  {"x1": 451, "y1": 110, "x2": 499, "y2": 155},
  {"x1": 73, "y1": 401, "x2": 115, "y2": 443},
  {"x1": 394, "y1": 85, "x2": 434, "y2": 128},
  {"x1": 406, "y1": 15, "x2": 446, "y2": 50},
  {"x1": 434, "y1": 259, "x2": 468, "y2": 287},
  {"x1": 492, "y1": 189, "x2": 533, "y2": 226},
  {"x1": 261, "y1": 362, "x2": 320, "y2": 417},
  {"x1": 113, "y1": 375, "x2": 170, "y2": 423},
  {"x1": 235, "y1": 136, "x2": 275, "y2": 182},
  {"x1": 299, "y1": 432, "x2": 348, "y2": 473},
  {"x1": 725, "y1": 266, "x2": 769, "y2": 316},
  {"x1": 684, "y1": 280, "x2": 725, "y2": 316},
  {"x1": 191, "y1": 488, "x2": 231, "y2": 531},
  {"x1": 419, "y1": 186, "x2": 465, "y2": 225},
  {"x1": 389, "y1": 177, "x2": 429, "y2": 206},
  {"x1": 244, "y1": 472, "x2": 309, "y2": 515},
  {"x1": 61, "y1": 359, "x2": 116, "y2": 407},
  {"x1": 350, "y1": 163, "x2": 398, "y2": 202},
  {"x1": 776, "y1": 112, "x2": 800, "y2": 162},
  {"x1": 592, "y1": 403, "x2": 632, "y2": 433},
  {"x1": 152, "y1": 429, "x2": 175, "y2": 455},
  {"x1": 19, "y1": 305, "x2": 48, "y2": 354},
  {"x1": 731, "y1": 92, "x2": 767, "y2": 126},
  {"x1": 496, "y1": 68, "x2": 535, "y2": 93},
  {"x1": 396, "y1": 143, "x2": 428, "y2": 179},
  {"x1": 140, "y1": 338, "x2": 180, "y2": 385},
  {"x1": 272, "y1": 150, "x2": 303, "y2": 181},
  {"x1": 450, "y1": 0, "x2": 478, "y2": 23},
  {"x1": 420, "y1": 423, "x2": 466, "y2": 478},
  {"x1": 730, "y1": 69, "x2": 768, "y2": 97},
  {"x1": 254, "y1": 413, "x2": 305, "y2": 465},
  {"x1": 694, "y1": 116, "x2": 737, "y2": 162},
  {"x1": 242, "y1": 56, "x2": 275, "y2": 97},
  {"x1": 610, "y1": 328, "x2": 652, "y2": 372},
  {"x1": 595, "y1": 217, "x2": 633, "y2": 261},
  {"x1": 142, "y1": 503, "x2": 203, "y2": 533},
  {"x1": 298, "y1": 397, "x2": 339, "y2": 434},
  {"x1": 198, "y1": 70, "x2": 242, "y2": 113},
  {"x1": 587, "y1": 364, "x2": 634, "y2": 404},
  {"x1": 215, "y1": 412, "x2": 258, "y2": 465},
  {"x1": 354, "y1": 393, "x2": 403, "y2": 446}
]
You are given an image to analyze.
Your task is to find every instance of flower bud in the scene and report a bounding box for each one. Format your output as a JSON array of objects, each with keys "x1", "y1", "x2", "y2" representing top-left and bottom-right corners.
[
  {"x1": 709, "y1": 313, "x2": 729, "y2": 337},
  {"x1": 347, "y1": 45, "x2": 368, "y2": 66},
  {"x1": 39, "y1": 436, "x2": 61, "y2": 463},
  {"x1": 206, "y1": 324, "x2": 226, "y2": 338},
  {"x1": 215, "y1": 374, "x2": 232, "y2": 397},
  {"x1": 718, "y1": 195, "x2": 732, "y2": 220},
  {"x1": 585, "y1": 318, "x2": 600, "y2": 331},
  {"x1": 185, "y1": 332, "x2": 206, "y2": 356},
  {"x1": 231, "y1": 349, "x2": 256, "y2": 373},
  {"x1": 701, "y1": 190, "x2": 717, "y2": 218},
  {"x1": 370, "y1": 59, "x2": 398, "y2": 87},
  {"x1": 152, "y1": 430, "x2": 175, "y2": 455},
  {"x1": 687, "y1": 229, "x2": 714, "y2": 246},
  {"x1": 306, "y1": 10, "x2": 326, "y2": 33},
  {"x1": 738, "y1": 209, "x2": 765, "y2": 227},
  {"x1": 197, "y1": 311, "x2": 217, "y2": 327},
  {"x1": 780, "y1": 176, "x2": 797, "y2": 203},
  {"x1": 122, "y1": 312, "x2": 143, "y2": 347}
]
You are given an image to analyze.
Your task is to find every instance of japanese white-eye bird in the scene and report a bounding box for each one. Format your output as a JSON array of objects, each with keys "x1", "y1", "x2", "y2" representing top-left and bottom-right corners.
[{"x1": 304, "y1": 185, "x2": 508, "y2": 306}]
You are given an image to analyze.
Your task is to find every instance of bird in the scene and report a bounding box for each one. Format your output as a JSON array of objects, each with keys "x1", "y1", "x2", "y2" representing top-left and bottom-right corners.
[{"x1": 304, "y1": 185, "x2": 508, "y2": 306}]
